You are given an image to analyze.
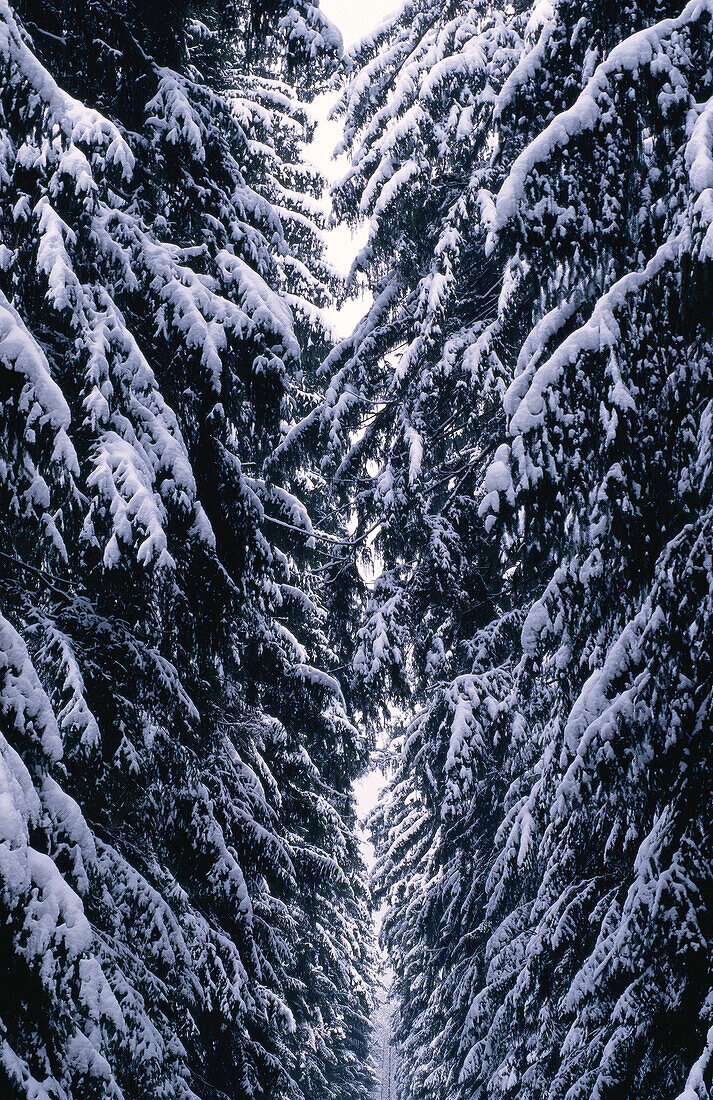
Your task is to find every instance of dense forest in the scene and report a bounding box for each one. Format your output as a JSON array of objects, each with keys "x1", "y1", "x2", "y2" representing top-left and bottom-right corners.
[{"x1": 0, "y1": 1, "x2": 711, "y2": 1099}]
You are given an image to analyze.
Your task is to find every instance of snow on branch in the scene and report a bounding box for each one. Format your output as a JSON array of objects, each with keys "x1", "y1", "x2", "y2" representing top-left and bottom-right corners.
[
  {"x1": 485, "y1": 0, "x2": 713, "y2": 250},
  {"x1": 0, "y1": 0, "x2": 133, "y2": 178}
]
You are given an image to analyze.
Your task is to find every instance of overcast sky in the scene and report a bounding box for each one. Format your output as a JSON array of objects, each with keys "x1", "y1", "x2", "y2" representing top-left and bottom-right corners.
[
  {"x1": 321, "y1": 0, "x2": 398, "y2": 49},
  {"x1": 311, "y1": 1, "x2": 400, "y2": 337},
  {"x1": 309, "y1": 2, "x2": 400, "y2": 846}
]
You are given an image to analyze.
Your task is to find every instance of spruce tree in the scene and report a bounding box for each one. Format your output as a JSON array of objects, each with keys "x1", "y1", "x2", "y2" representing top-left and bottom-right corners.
[
  {"x1": 326, "y1": 0, "x2": 713, "y2": 1098},
  {"x1": 0, "y1": 1, "x2": 375, "y2": 1097},
  {"x1": 470, "y1": 1, "x2": 713, "y2": 1097}
]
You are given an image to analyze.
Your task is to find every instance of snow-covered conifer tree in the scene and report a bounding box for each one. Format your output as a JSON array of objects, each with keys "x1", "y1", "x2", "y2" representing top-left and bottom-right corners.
[
  {"x1": 470, "y1": 1, "x2": 713, "y2": 1096},
  {"x1": 325, "y1": 0, "x2": 713, "y2": 1097},
  {"x1": 0, "y1": 1, "x2": 375, "y2": 1097}
]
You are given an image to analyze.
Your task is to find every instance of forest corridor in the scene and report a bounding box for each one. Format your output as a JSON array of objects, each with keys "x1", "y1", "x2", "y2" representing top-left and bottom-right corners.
[{"x1": 1, "y1": 1, "x2": 712, "y2": 1099}]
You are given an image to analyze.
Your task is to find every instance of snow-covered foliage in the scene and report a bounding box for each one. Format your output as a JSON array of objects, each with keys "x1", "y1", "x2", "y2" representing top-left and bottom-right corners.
[
  {"x1": 317, "y1": 0, "x2": 538, "y2": 708},
  {"x1": 313, "y1": 3, "x2": 542, "y2": 1097},
  {"x1": 0, "y1": 1, "x2": 374, "y2": 1098},
  {"x1": 468, "y1": 1, "x2": 713, "y2": 1095},
  {"x1": 327, "y1": 0, "x2": 713, "y2": 1098},
  {"x1": 6, "y1": 0, "x2": 713, "y2": 1092}
]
